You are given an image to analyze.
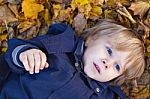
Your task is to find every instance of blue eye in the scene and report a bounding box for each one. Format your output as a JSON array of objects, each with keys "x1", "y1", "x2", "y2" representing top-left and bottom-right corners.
[
  {"x1": 115, "y1": 64, "x2": 120, "y2": 71},
  {"x1": 106, "y1": 47, "x2": 112, "y2": 55}
]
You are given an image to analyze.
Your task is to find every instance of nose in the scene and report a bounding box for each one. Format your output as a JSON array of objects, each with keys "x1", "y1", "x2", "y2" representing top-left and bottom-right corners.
[{"x1": 101, "y1": 59, "x2": 112, "y2": 69}]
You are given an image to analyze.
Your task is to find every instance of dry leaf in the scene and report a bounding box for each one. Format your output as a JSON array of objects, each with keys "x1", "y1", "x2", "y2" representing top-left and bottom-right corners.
[
  {"x1": 129, "y1": 1, "x2": 150, "y2": 19},
  {"x1": 116, "y1": 2, "x2": 136, "y2": 23},
  {"x1": 91, "y1": 0, "x2": 104, "y2": 5},
  {"x1": 58, "y1": 8, "x2": 72, "y2": 22},
  {"x1": 0, "y1": 4, "x2": 18, "y2": 24},
  {"x1": 8, "y1": 3, "x2": 19, "y2": 18},
  {"x1": 22, "y1": 0, "x2": 44, "y2": 19},
  {"x1": 7, "y1": 0, "x2": 22, "y2": 4},
  {"x1": 53, "y1": 4, "x2": 62, "y2": 19},
  {"x1": 73, "y1": 0, "x2": 90, "y2": 6},
  {"x1": 73, "y1": 13, "x2": 87, "y2": 34},
  {"x1": 43, "y1": 9, "x2": 51, "y2": 26},
  {"x1": 89, "y1": 5, "x2": 102, "y2": 20},
  {"x1": 0, "y1": 0, "x2": 7, "y2": 5},
  {"x1": 26, "y1": 26, "x2": 38, "y2": 39},
  {"x1": 17, "y1": 20, "x2": 36, "y2": 33},
  {"x1": 0, "y1": 34, "x2": 7, "y2": 41}
]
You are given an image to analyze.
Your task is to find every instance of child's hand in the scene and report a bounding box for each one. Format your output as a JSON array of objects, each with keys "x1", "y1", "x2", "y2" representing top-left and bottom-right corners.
[{"x1": 19, "y1": 49, "x2": 49, "y2": 74}]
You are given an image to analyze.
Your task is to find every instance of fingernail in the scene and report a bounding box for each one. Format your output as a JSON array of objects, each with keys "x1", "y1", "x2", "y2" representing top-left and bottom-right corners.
[
  {"x1": 35, "y1": 71, "x2": 39, "y2": 73},
  {"x1": 29, "y1": 71, "x2": 34, "y2": 74}
]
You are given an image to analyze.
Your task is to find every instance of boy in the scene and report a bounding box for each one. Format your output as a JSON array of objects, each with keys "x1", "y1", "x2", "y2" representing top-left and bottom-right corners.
[{"x1": 0, "y1": 20, "x2": 145, "y2": 99}]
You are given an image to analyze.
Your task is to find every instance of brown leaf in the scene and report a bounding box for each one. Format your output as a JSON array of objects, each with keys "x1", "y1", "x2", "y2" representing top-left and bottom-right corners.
[
  {"x1": 0, "y1": 0, "x2": 7, "y2": 4},
  {"x1": 17, "y1": 20, "x2": 36, "y2": 33},
  {"x1": 7, "y1": 0, "x2": 22, "y2": 4},
  {"x1": 129, "y1": 1, "x2": 150, "y2": 19},
  {"x1": 8, "y1": 3, "x2": 19, "y2": 18},
  {"x1": 116, "y1": 2, "x2": 136, "y2": 23},
  {"x1": 73, "y1": 13, "x2": 87, "y2": 35},
  {"x1": 0, "y1": 4, "x2": 18, "y2": 24}
]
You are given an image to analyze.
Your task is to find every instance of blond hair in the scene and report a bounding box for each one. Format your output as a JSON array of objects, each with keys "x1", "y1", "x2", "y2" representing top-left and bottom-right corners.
[{"x1": 82, "y1": 20, "x2": 145, "y2": 85}]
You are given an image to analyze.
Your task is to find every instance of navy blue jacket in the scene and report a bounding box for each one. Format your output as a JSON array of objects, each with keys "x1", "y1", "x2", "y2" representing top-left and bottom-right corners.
[{"x1": 0, "y1": 23, "x2": 126, "y2": 99}]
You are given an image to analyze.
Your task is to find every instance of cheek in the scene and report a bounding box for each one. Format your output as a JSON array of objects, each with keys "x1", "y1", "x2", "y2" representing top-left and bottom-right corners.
[{"x1": 100, "y1": 69, "x2": 119, "y2": 82}]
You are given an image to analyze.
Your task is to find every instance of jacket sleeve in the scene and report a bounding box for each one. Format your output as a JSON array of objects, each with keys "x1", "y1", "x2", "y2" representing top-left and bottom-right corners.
[
  {"x1": 4, "y1": 23, "x2": 75, "y2": 74},
  {"x1": 0, "y1": 54, "x2": 10, "y2": 91}
]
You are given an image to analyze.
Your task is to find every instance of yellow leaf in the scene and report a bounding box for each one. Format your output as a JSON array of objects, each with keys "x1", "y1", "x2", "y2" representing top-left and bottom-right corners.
[
  {"x1": 147, "y1": 45, "x2": 150, "y2": 52},
  {"x1": 0, "y1": 34, "x2": 7, "y2": 41},
  {"x1": 53, "y1": 4, "x2": 62, "y2": 19},
  {"x1": 129, "y1": 1, "x2": 150, "y2": 18},
  {"x1": 91, "y1": 0, "x2": 104, "y2": 5},
  {"x1": 0, "y1": 26, "x2": 3, "y2": 34},
  {"x1": 43, "y1": 9, "x2": 51, "y2": 26},
  {"x1": 17, "y1": 20, "x2": 36, "y2": 33},
  {"x1": 74, "y1": 0, "x2": 91, "y2": 6},
  {"x1": 2, "y1": 47, "x2": 7, "y2": 52},
  {"x1": 71, "y1": 0, "x2": 91, "y2": 10},
  {"x1": 90, "y1": 6, "x2": 102, "y2": 16},
  {"x1": 105, "y1": 0, "x2": 116, "y2": 7},
  {"x1": 104, "y1": 9, "x2": 112, "y2": 18},
  {"x1": 22, "y1": 0, "x2": 44, "y2": 19},
  {"x1": 58, "y1": 8, "x2": 72, "y2": 22},
  {"x1": 81, "y1": 4, "x2": 92, "y2": 19}
]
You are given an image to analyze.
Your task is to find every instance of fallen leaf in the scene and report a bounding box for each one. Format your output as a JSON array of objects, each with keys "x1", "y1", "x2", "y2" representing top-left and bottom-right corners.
[
  {"x1": 71, "y1": 0, "x2": 91, "y2": 10},
  {"x1": 89, "y1": 5, "x2": 102, "y2": 20},
  {"x1": 17, "y1": 20, "x2": 36, "y2": 33},
  {"x1": 53, "y1": 4, "x2": 62, "y2": 19},
  {"x1": 58, "y1": 8, "x2": 72, "y2": 22},
  {"x1": 0, "y1": 34, "x2": 7, "y2": 41},
  {"x1": 91, "y1": 0, "x2": 104, "y2": 5},
  {"x1": 116, "y1": 2, "x2": 136, "y2": 23},
  {"x1": 44, "y1": 9, "x2": 51, "y2": 26},
  {"x1": 7, "y1": 0, "x2": 22, "y2": 4},
  {"x1": 8, "y1": 3, "x2": 19, "y2": 18},
  {"x1": 73, "y1": 13, "x2": 87, "y2": 35},
  {"x1": 22, "y1": 0, "x2": 44, "y2": 19},
  {"x1": 51, "y1": 0, "x2": 63, "y2": 3},
  {"x1": 0, "y1": 4, "x2": 18, "y2": 24},
  {"x1": 0, "y1": 0, "x2": 7, "y2": 5},
  {"x1": 2, "y1": 47, "x2": 7, "y2": 52},
  {"x1": 74, "y1": 0, "x2": 90, "y2": 6},
  {"x1": 129, "y1": 1, "x2": 150, "y2": 19}
]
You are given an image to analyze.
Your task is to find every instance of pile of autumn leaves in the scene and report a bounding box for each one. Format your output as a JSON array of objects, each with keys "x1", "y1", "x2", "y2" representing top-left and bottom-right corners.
[{"x1": 0, "y1": 0, "x2": 150, "y2": 54}]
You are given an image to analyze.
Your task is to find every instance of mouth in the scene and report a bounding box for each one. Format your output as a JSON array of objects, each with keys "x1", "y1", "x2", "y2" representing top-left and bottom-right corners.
[{"x1": 93, "y1": 62, "x2": 100, "y2": 74}]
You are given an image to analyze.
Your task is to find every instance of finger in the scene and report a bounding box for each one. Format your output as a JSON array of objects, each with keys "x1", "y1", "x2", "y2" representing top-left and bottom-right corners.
[
  {"x1": 44, "y1": 62, "x2": 49, "y2": 68},
  {"x1": 39, "y1": 51, "x2": 47, "y2": 70},
  {"x1": 34, "y1": 51, "x2": 41, "y2": 73},
  {"x1": 19, "y1": 53, "x2": 30, "y2": 71},
  {"x1": 27, "y1": 52, "x2": 35, "y2": 74}
]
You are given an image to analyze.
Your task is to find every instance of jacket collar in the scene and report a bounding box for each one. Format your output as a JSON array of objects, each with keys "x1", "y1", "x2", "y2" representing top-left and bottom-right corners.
[{"x1": 73, "y1": 37, "x2": 109, "y2": 89}]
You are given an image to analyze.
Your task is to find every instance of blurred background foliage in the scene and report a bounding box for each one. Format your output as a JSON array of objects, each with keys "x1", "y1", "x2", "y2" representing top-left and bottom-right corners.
[{"x1": 0, "y1": 0, "x2": 149, "y2": 98}]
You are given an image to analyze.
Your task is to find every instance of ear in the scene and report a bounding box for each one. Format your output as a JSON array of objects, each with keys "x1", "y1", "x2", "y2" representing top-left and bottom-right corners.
[{"x1": 85, "y1": 36, "x2": 94, "y2": 47}]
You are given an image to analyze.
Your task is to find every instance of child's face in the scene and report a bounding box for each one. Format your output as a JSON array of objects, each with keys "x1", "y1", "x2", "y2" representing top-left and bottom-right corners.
[{"x1": 83, "y1": 36, "x2": 130, "y2": 82}]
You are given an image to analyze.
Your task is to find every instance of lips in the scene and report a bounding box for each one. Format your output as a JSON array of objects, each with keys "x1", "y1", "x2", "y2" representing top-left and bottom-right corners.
[{"x1": 93, "y1": 62, "x2": 100, "y2": 73}]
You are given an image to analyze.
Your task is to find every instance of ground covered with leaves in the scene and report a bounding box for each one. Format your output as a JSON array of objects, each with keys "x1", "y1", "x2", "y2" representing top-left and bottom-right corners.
[{"x1": 0, "y1": 0, "x2": 149, "y2": 98}]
